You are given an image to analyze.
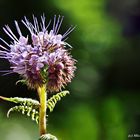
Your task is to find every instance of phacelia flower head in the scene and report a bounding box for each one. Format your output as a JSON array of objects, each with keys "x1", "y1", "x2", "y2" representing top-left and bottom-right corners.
[{"x1": 0, "y1": 15, "x2": 76, "y2": 92}]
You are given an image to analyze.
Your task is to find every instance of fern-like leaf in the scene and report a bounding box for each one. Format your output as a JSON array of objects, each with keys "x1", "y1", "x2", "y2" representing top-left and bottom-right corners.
[
  {"x1": 7, "y1": 105, "x2": 39, "y2": 123},
  {"x1": 0, "y1": 96, "x2": 39, "y2": 108},
  {"x1": 47, "y1": 90, "x2": 69, "y2": 112}
]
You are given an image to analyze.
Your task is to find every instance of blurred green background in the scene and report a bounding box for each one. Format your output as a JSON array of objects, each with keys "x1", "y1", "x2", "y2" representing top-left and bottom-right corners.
[{"x1": 0, "y1": 0, "x2": 140, "y2": 140}]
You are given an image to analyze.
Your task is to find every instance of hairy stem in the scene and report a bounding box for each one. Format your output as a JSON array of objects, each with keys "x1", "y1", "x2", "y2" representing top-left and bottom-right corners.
[{"x1": 37, "y1": 85, "x2": 47, "y2": 136}]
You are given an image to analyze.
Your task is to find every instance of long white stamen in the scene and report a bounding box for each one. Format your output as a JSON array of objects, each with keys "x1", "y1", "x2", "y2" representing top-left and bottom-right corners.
[
  {"x1": 22, "y1": 17, "x2": 33, "y2": 34},
  {"x1": 33, "y1": 15, "x2": 38, "y2": 33},
  {"x1": 62, "y1": 26, "x2": 75, "y2": 38},
  {"x1": 2, "y1": 71, "x2": 15, "y2": 76},
  {"x1": 53, "y1": 15, "x2": 56, "y2": 34},
  {"x1": 0, "y1": 50, "x2": 8, "y2": 54},
  {"x1": 29, "y1": 22, "x2": 37, "y2": 33},
  {"x1": 15, "y1": 21, "x2": 22, "y2": 36},
  {"x1": 0, "y1": 56, "x2": 11, "y2": 59},
  {"x1": 56, "y1": 16, "x2": 64, "y2": 35},
  {"x1": 3, "y1": 27, "x2": 17, "y2": 42},
  {"x1": 54, "y1": 15, "x2": 60, "y2": 34},
  {"x1": 0, "y1": 70, "x2": 13, "y2": 72},
  {"x1": 41, "y1": 14, "x2": 46, "y2": 32},
  {"x1": 5, "y1": 25, "x2": 18, "y2": 41},
  {"x1": 0, "y1": 44, "x2": 9, "y2": 51},
  {"x1": 0, "y1": 38, "x2": 10, "y2": 47},
  {"x1": 34, "y1": 17, "x2": 39, "y2": 33},
  {"x1": 45, "y1": 20, "x2": 51, "y2": 32}
]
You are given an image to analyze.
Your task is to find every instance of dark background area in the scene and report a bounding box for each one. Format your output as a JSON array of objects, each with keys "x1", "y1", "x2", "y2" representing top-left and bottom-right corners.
[{"x1": 0, "y1": 0, "x2": 140, "y2": 140}]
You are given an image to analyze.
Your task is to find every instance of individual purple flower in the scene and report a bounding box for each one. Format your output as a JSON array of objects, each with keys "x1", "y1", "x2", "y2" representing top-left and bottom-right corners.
[{"x1": 0, "y1": 15, "x2": 76, "y2": 91}]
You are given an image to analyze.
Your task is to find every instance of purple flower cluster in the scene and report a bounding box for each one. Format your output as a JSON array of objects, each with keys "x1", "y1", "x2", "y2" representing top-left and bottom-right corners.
[{"x1": 0, "y1": 15, "x2": 76, "y2": 92}]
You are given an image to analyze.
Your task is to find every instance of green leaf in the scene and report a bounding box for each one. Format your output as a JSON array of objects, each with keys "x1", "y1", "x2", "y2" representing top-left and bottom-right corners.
[
  {"x1": 47, "y1": 90, "x2": 70, "y2": 112},
  {"x1": 7, "y1": 105, "x2": 39, "y2": 124},
  {"x1": 0, "y1": 96, "x2": 39, "y2": 108}
]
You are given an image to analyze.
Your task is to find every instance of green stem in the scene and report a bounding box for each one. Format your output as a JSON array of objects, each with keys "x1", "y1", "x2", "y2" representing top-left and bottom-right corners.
[{"x1": 37, "y1": 84, "x2": 47, "y2": 136}]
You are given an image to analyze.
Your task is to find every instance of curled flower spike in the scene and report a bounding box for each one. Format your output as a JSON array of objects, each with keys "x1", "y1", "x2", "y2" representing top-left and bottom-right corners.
[
  {"x1": 39, "y1": 134, "x2": 58, "y2": 140},
  {"x1": 0, "y1": 15, "x2": 76, "y2": 91}
]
